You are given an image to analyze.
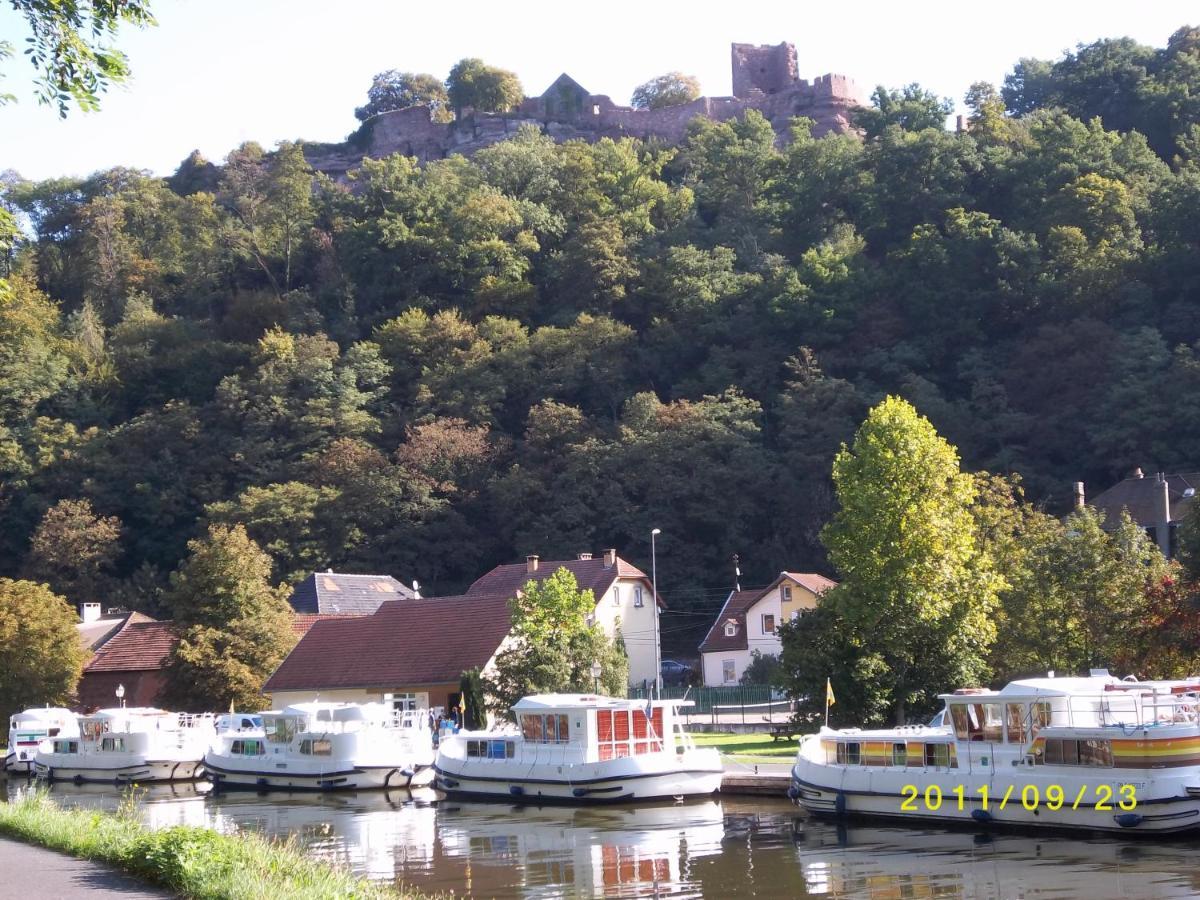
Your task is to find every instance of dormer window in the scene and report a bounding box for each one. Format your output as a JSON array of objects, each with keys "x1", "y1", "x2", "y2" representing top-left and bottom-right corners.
[{"x1": 724, "y1": 621, "x2": 738, "y2": 637}]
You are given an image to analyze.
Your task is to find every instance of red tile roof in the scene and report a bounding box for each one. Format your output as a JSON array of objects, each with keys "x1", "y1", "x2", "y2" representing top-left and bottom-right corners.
[
  {"x1": 466, "y1": 555, "x2": 662, "y2": 607},
  {"x1": 780, "y1": 572, "x2": 838, "y2": 596},
  {"x1": 291, "y1": 613, "x2": 357, "y2": 637},
  {"x1": 84, "y1": 617, "x2": 179, "y2": 673},
  {"x1": 698, "y1": 572, "x2": 837, "y2": 654},
  {"x1": 263, "y1": 594, "x2": 514, "y2": 693}
]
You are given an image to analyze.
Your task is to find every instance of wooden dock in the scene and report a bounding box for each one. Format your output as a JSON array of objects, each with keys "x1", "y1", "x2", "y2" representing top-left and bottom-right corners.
[{"x1": 720, "y1": 770, "x2": 791, "y2": 797}]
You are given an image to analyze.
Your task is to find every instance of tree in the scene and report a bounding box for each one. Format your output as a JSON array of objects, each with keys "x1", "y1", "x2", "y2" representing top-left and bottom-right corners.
[
  {"x1": 459, "y1": 667, "x2": 486, "y2": 729},
  {"x1": 798, "y1": 397, "x2": 1004, "y2": 725},
  {"x1": 739, "y1": 650, "x2": 781, "y2": 686},
  {"x1": 23, "y1": 498, "x2": 122, "y2": 606},
  {"x1": 853, "y1": 84, "x2": 954, "y2": 138},
  {"x1": 446, "y1": 58, "x2": 524, "y2": 113},
  {"x1": 631, "y1": 72, "x2": 701, "y2": 110},
  {"x1": 355, "y1": 70, "x2": 450, "y2": 122},
  {"x1": 162, "y1": 524, "x2": 296, "y2": 711},
  {"x1": 483, "y1": 568, "x2": 627, "y2": 716},
  {"x1": 0, "y1": 579, "x2": 87, "y2": 738},
  {"x1": 1, "y1": 0, "x2": 156, "y2": 116}
]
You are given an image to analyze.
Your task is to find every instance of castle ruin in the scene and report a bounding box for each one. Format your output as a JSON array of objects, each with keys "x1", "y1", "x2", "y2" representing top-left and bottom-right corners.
[{"x1": 306, "y1": 43, "x2": 867, "y2": 179}]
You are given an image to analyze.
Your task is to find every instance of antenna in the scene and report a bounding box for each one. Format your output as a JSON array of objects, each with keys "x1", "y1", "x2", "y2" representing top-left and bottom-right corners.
[{"x1": 732, "y1": 553, "x2": 742, "y2": 592}]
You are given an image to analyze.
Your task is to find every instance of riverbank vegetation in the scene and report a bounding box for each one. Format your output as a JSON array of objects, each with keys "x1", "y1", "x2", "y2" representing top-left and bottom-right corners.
[{"x1": 0, "y1": 789, "x2": 424, "y2": 899}]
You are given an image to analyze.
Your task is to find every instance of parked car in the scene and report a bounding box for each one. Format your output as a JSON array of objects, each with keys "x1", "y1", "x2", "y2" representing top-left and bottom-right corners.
[{"x1": 660, "y1": 659, "x2": 694, "y2": 684}]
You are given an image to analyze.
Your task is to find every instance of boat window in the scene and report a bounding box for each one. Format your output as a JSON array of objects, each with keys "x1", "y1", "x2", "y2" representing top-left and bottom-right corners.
[
  {"x1": 1061, "y1": 739, "x2": 1080, "y2": 765},
  {"x1": 99, "y1": 737, "x2": 126, "y2": 752},
  {"x1": 81, "y1": 720, "x2": 108, "y2": 740},
  {"x1": 1032, "y1": 701, "x2": 1053, "y2": 734},
  {"x1": 835, "y1": 742, "x2": 860, "y2": 765},
  {"x1": 1041, "y1": 738, "x2": 1112, "y2": 767},
  {"x1": 1080, "y1": 739, "x2": 1113, "y2": 767},
  {"x1": 981, "y1": 704, "x2": 1004, "y2": 742},
  {"x1": 241, "y1": 739, "x2": 264, "y2": 756},
  {"x1": 950, "y1": 705, "x2": 971, "y2": 740},
  {"x1": 1043, "y1": 738, "x2": 1062, "y2": 765},
  {"x1": 311, "y1": 739, "x2": 332, "y2": 756},
  {"x1": 925, "y1": 743, "x2": 950, "y2": 768},
  {"x1": 231, "y1": 740, "x2": 243, "y2": 755},
  {"x1": 53, "y1": 740, "x2": 78, "y2": 754},
  {"x1": 1005, "y1": 704, "x2": 1027, "y2": 743},
  {"x1": 264, "y1": 717, "x2": 296, "y2": 744},
  {"x1": 299, "y1": 739, "x2": 311, "y2": 755},
  {"x1": 892, "y1": 742, "x2": 907, "y2": 766},
  {"x1": 48, "y1": 728, "x2": 60, "y2": 738},
  {"x1": 520, "y1": 715, "x2": 543, "y2": 742},
  {"x1": 466, "y1": 740, "x2": 481, "y2": 758}
]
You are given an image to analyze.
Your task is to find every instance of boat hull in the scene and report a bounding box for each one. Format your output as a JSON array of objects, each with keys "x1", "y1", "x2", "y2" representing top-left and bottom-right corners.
[
  {"x1": 34, "y1": 758, "x2": 205, "y2": 784},
  {"x1": 790, "y1": 759, "x2": 1200, "y2": 835},
  {"x1": 434, "y1": 759, "x2": 723, "y2": 804},
  {"x1": 204, "y1": 756, "x2": 435, "y2": 792},
  {"x1": 4, "y1": 752, "x2": 36, "y2": 776}
]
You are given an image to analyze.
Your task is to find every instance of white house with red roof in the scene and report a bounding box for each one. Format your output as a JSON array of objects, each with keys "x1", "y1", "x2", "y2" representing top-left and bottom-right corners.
[{"x1": 698, "y1": 572, "x2": 836, "y2": 686}]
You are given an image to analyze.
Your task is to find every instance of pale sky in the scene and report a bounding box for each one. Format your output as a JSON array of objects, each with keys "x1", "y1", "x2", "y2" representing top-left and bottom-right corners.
[{"x1": 0, "y1": 0, "x2": 1195, "y2": 181}]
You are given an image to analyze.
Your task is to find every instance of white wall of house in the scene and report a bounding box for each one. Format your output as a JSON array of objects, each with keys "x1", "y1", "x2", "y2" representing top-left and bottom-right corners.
[
  {"x1": 703, "y1": 649, "x2": 751, "y2": 686},
  {"x1": 592, "y1": 577, "x2": 659, "y2": 687}
]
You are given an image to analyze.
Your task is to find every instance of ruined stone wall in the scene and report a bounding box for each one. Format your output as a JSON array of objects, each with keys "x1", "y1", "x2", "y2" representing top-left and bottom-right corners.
[{"x1": 731, "y1": 42, "x2": 799, "y2": 97}]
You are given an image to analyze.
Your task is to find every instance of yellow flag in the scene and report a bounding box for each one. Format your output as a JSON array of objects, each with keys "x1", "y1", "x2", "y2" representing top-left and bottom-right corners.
[{"x1": 826, "y1": 678, "x2": 836, "y2": 708}]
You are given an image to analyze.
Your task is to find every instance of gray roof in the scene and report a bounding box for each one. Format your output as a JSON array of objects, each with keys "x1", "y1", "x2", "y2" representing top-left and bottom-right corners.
[
  {"x1": 1089, "y1": 471, "x2": 1200, "y2": 528},
  {"x1": 286, "y1": 572, "x2": 415, "y2": 616}
]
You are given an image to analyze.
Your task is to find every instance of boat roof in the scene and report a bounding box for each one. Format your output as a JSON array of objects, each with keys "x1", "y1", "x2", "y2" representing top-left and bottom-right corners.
[
  {"x1": 10, "y1": 707, "x2": 75, "y2": 721},
  {"x1": 939, "y1": 675, "x2": 1200, "y2": 701},
  {"x1": 513, "y1": 694, "x2": 689, "y2": 711}
]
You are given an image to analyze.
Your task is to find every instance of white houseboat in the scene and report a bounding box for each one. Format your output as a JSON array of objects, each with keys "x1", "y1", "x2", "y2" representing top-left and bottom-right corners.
[
  {"x1": 33, "y1": 708, "x2": 215, "y2": 783},
  {"x1": 5, "y1": 708, "x2": 78, "y2": 776},
  {"x1": 203, "y1": 702, "x2": 434, "y2": 792},
  {"x1": 434, "y1": 694, "x2": 723, "y2": 803},
  {"x1": 791, "y1": 674, "x2": 1200, "y2": 834}
]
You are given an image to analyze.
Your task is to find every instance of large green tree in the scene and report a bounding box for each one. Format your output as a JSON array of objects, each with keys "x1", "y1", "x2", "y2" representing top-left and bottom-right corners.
[
  {"x1": 446, "y1": 58, "x2": 524, "y2": 113},
  {"x1": 22, "y1": 497, "x2": 122, "y2": 606},
  {"x1": 355, "y1": 70, "x2": 450, "y2": 122},
  {"x1": 0, "y1": 578, "x2": 86, "y2": 738},
  {"x1": 788, "y1": 397, "x2": 1003, "y2": 725},
  {"x1": 162, "y1": 524, "x2": 296, "y2": 711},
  {"x1": 630, "y1": 72, "x2": 701, "y2": 109},
  {"x1": 483, "y1": 568, "x2": 627, "y2": 716}
]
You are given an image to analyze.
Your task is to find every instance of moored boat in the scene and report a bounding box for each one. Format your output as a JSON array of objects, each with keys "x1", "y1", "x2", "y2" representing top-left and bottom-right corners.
[
  {"x1": 791, "y1": 674, "x2": 1200, "y2": 834},
  {"x1": 203, "y1": 702, "x2": 434, "y2": 792},
  {"x1": 5, "y1": 708, "x2": 78, "y2": 776},
  {"x1": 33, "y1": 707, "x2": 215, "y2": 784},
  {"x1": 434, "y1": 694, "x2": 723, "y2": 804}
]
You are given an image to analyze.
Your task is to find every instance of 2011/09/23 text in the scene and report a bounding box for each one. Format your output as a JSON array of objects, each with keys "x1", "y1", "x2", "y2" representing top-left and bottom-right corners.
[{"x1": 900, "y1": 784, "x2": 1137, "y2": 812}]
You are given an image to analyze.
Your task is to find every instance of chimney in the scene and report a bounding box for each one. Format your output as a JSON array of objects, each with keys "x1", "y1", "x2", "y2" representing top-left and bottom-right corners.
[
  {"x1": 577, "y1": 552, "x2": 593, "y2": 560},
  {"x1": 1133, "y1": 467, "x2": 1144, "y2": 479},
  {"x1": 1158, "y1": 474, "x2": 1172, "y2": 557},
  {"x1": 1072, "y1": 481, "x2": 1085, "y2": 509},
  {"x1": 526, "y1": 555, "x2": 539, "y2": 573},
  {"x1": 80, "y1": 602, "x2": 101, "y2": 624},
  {"x1": 411, "y1": 580, "x2": 421, "y2": 599},
  {"x1": 603, "y1": 548, "x2": 617, "y2": 569}
]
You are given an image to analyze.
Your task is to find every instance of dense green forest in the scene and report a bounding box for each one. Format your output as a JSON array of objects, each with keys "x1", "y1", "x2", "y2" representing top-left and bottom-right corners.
[{"x1": 2, "y1": 28, "x2": 1199, "y2": 654}]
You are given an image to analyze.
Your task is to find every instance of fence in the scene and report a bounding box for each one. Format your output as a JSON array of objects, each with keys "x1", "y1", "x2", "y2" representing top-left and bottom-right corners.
[{"x1": 626, "y1": 684, "x2": 794, "y2": 725}]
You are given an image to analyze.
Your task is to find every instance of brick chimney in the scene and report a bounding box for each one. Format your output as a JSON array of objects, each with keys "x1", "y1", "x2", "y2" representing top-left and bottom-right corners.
[
  {"x1": 577, "y1": 552, "x2": 593, "y2": 560},
  {"x1": 603, "y1": 548, "x2": 617, "y2": 569},
  {"x1": 1157, "y1": 473, "x2": 1172, "y2": 557},
  {"x1": 526, "y1": 555, "x2": 539, "y2": 573},
  {"x1": 1073, "y1": 481, "x2": 1085, "y2": 509},
  {"x1": 80, "y1": 602, "x2": 101, "y2": 624}
]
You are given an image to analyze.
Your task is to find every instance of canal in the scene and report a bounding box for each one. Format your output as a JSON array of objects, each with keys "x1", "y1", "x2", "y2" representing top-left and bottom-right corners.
[{"x1": 7, "y1": 780, "x2": 1200, "y2": 897}]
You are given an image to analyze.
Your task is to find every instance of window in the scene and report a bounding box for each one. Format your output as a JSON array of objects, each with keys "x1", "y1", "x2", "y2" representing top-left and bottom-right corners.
[
  {"x1": 892, "y1": 742, "x2": 907, "y2": 766},
  {"x1": 924, "y1": 743, "x2": 951, "y2": 768},
  {"x1": 53, "y1": 740, "x2": 78, "y2": 754},
  {"x1": 1039, "y1": 738, "x2": 1112, "y2": 767},
  {"x1": 1005, "y1": 704, "x2": 1026, "y2": 743},
  {"x1": 724, "y1": 622, "x2": 738, "y2": 637},
  {"x1": 1032, "y1": 701, "x2": 1053, "y2": 733},
  {"x1": 231, "y1": 740, "x2": 243, "y2": 755},
  {"x1": 950, "y1": 705, "x2": 971, "y2": 740},
  {"x1": 835, "y1": 742, "x2": 861, "y2": 765},
  {"x1": 634, "y1": 586, "x2": 644, "y2": 608},
  {"x1": 389, "y1": 693, "x2": 418, "y2": 712},
  {"x1": 239, "y1": 739, "x2": 264, "y2": 756},
  {"x1": 761, "y1": 614, "x2": 775, "y2": 635},
  {"x1": 612, "y1": 586, "x2": 620, "y2": 606},
  {"x1": 264, "y1": 716, "x2": 297, "y2": 744},
  {"x1": 100, "y1": 737, "x2": 125, "y2": 752},
  {"x1": 311, "y1": 739, "x2": 332, "y2": 756},
  {"x1": 722, "y1": 660, "x2": 737, "y2": 683},
  {"x1": 519, "y1": 714, "x2": 570, "y2": 743},
  {"x1": 782, "y1": 585, "x2": 792, "y2": 602}
]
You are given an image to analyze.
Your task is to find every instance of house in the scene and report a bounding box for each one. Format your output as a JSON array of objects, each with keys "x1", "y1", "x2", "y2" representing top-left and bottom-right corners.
[
  {"x1": 464, "y1": 549, "x2": 663, "y2": 687},
  {"x1": 286, "y1": 571, "x2": 416, "y2": 615},
  {"x1": 263, "y1": 595, "x2": 514, "y2": 711},
  {"x1": 1075, "y1": 469, "x2": 1200, "y2": 558},
  {"x1": 698, "y1": 572, "x2": 836, "y2": 686},
  {"x1": 76, "y1": 612, "x2": 356, "y2": 711}
]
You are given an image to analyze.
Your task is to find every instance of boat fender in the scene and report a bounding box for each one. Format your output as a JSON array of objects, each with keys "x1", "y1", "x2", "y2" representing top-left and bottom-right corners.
[
  {"x1": 400, "y1": 768, "x2": 413, "y2": 779},
  {"x1": 786, "y1": 785, "x2": 800, "y2": 801},
  {"x1": 970, "y1": 808, "x2": 992, "y2": 824},
  {"x1": 1115, "y1": 813, "x2": 1143, "y2": 828},
  {"x1": 509, "y1": 785, "x2": 525, "y2": 797},
  {"x1": 73, "y1": 774, "x2": 84, "y2": 786},
  {"x1": 256, "y1": 777, "x2": 269, "y2": 788},
  {"x1": 572, "y1": 787, "x2": 588, "y2": 798},
  {"x1": 439, "y1": 777, "x2": 459, "y2": 789},
  {"x1": 834, "y1": 792, "x2": 847, "y2": 815}
]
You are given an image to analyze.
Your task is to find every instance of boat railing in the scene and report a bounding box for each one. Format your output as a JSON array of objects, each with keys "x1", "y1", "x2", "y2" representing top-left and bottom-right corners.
[{"x1": 1057, "y1": 689, "x2": 1199, "y2": 729}]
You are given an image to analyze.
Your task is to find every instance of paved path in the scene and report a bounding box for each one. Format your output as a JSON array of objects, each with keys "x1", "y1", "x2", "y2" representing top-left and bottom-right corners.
[{"x1": 0, "y1": 837, "x2": 172, "y2": 898}]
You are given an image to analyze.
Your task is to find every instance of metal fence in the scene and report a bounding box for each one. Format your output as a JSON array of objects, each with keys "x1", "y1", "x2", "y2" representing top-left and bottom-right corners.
[{"x1": 626, "y1": 684, "x2": 793, "y2": 725}]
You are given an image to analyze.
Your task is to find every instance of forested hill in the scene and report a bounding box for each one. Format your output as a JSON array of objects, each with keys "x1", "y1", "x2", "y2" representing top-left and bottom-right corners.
[{"x1": 1, "y1": 28, "x2": 1199, "y2": 650}]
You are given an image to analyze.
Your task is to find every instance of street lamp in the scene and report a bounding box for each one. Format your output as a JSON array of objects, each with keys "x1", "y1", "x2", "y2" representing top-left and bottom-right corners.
[
  {"x1": 590, "y1": 660, "x2": 603, "y2": 695},
  {"x1": 651, "y1": 528, "x2": 662, "y2": 697},
  {"x1": 115, "y1": 683, "x2": 125, "y2": 708}
]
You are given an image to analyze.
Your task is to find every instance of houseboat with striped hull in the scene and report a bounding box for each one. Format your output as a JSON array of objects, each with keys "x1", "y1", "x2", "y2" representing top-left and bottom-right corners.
[
  {"x1": 34, "y1": 708, "x2": 214, "y2": 784},
  {"x1": 204, "y1": 702, "x2": 434, "y2": 792},
  {"x1": 434, "y1": 694, "x2": 723, "y2": 804},
  {"x1": 5, "y1": 709, "x2": 78, "y2": 776},
  {"x1": 791, "y1": 675, "x2": 1200, "y2": 835}
]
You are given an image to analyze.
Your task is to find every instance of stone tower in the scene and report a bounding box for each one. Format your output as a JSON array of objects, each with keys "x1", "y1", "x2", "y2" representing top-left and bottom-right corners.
[{"x1": 731, "y1": 42, "x2": 799, "y2": 98}]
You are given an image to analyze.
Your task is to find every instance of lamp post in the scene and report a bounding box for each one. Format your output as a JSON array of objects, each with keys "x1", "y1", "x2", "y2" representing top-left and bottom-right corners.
[
  {"x1": 115, "y1": 683, "x2": 125, "y2": 709},
  {"x1": 651, "y1": 528, "x2": 662, "y2": 697},
  {"x1": 590, "y1": 660, "x2": 603, "y2": 695}
]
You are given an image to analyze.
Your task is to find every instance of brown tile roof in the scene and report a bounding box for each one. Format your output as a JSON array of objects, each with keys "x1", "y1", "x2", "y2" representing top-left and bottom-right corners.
[
  {"x1": 291, "y1": 613, "x2": 357, "y2": 637},
  {"x1": 780, "y1": 572, "x2": 839, "y2": 595},
  {"x1": 78, "y1": 614, "x2": 136, "y2": 655},
  {"x1": 465, "y1": 555, "x2": 662, "y2": 607},
  {"x1": 263, "y1": 594, "x2": 514, "y2": 693},
  {"x1": 1089, "y1": 472, "x2": 1200, "y2": 528},
  {"x1": 84, "y1": 617, "x2": 179, "y2": 673},
  {"x1": 698, "y1": 588, "x2": 765, "y2": 653}
]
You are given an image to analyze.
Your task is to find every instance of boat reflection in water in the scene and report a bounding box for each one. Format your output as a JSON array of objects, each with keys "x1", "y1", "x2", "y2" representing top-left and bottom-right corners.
[{"x1": 15, "y1": 782, "x2": 1200, "y2": 898}]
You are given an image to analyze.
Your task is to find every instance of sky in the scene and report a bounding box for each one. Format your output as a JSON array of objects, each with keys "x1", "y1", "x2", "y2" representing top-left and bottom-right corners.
[{"x1": 0, "y1": 0, "x2": 1196, "y2": 181}]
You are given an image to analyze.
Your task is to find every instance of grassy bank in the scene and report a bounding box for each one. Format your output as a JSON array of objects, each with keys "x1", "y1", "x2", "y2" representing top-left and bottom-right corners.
[
  {"x1": 0, "y1": 788, "x2": 425, "y2": 899},
  {"x1": 691, "y1": 731, "x2": 802, "y2": 763}
]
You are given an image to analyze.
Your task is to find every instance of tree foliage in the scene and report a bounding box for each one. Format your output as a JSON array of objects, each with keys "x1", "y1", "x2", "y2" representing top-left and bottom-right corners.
[
  {"x1": 630, "y1": 72, "x2": 701, "y2": 110},
  {"x1": 22, "y1": 498, "x2": 122, "y2": 606},
  {"x1": 0, "y1": 578, "x2": 87, "y2": 737},
  {"x1": 355, "y1": 70, "x2": 450, "y2": 122},
  {"x1": 446, "y1": 58, "x2": 524, "y2": 113}
]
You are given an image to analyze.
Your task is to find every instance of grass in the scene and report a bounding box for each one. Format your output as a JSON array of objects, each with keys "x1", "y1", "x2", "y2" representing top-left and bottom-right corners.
[
  {"x1": 690, "y1": 731, "x2": 804, "y2": 762},
  {"x1": 0, "y1": 787, "x2": 430, "y2": 899}
]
